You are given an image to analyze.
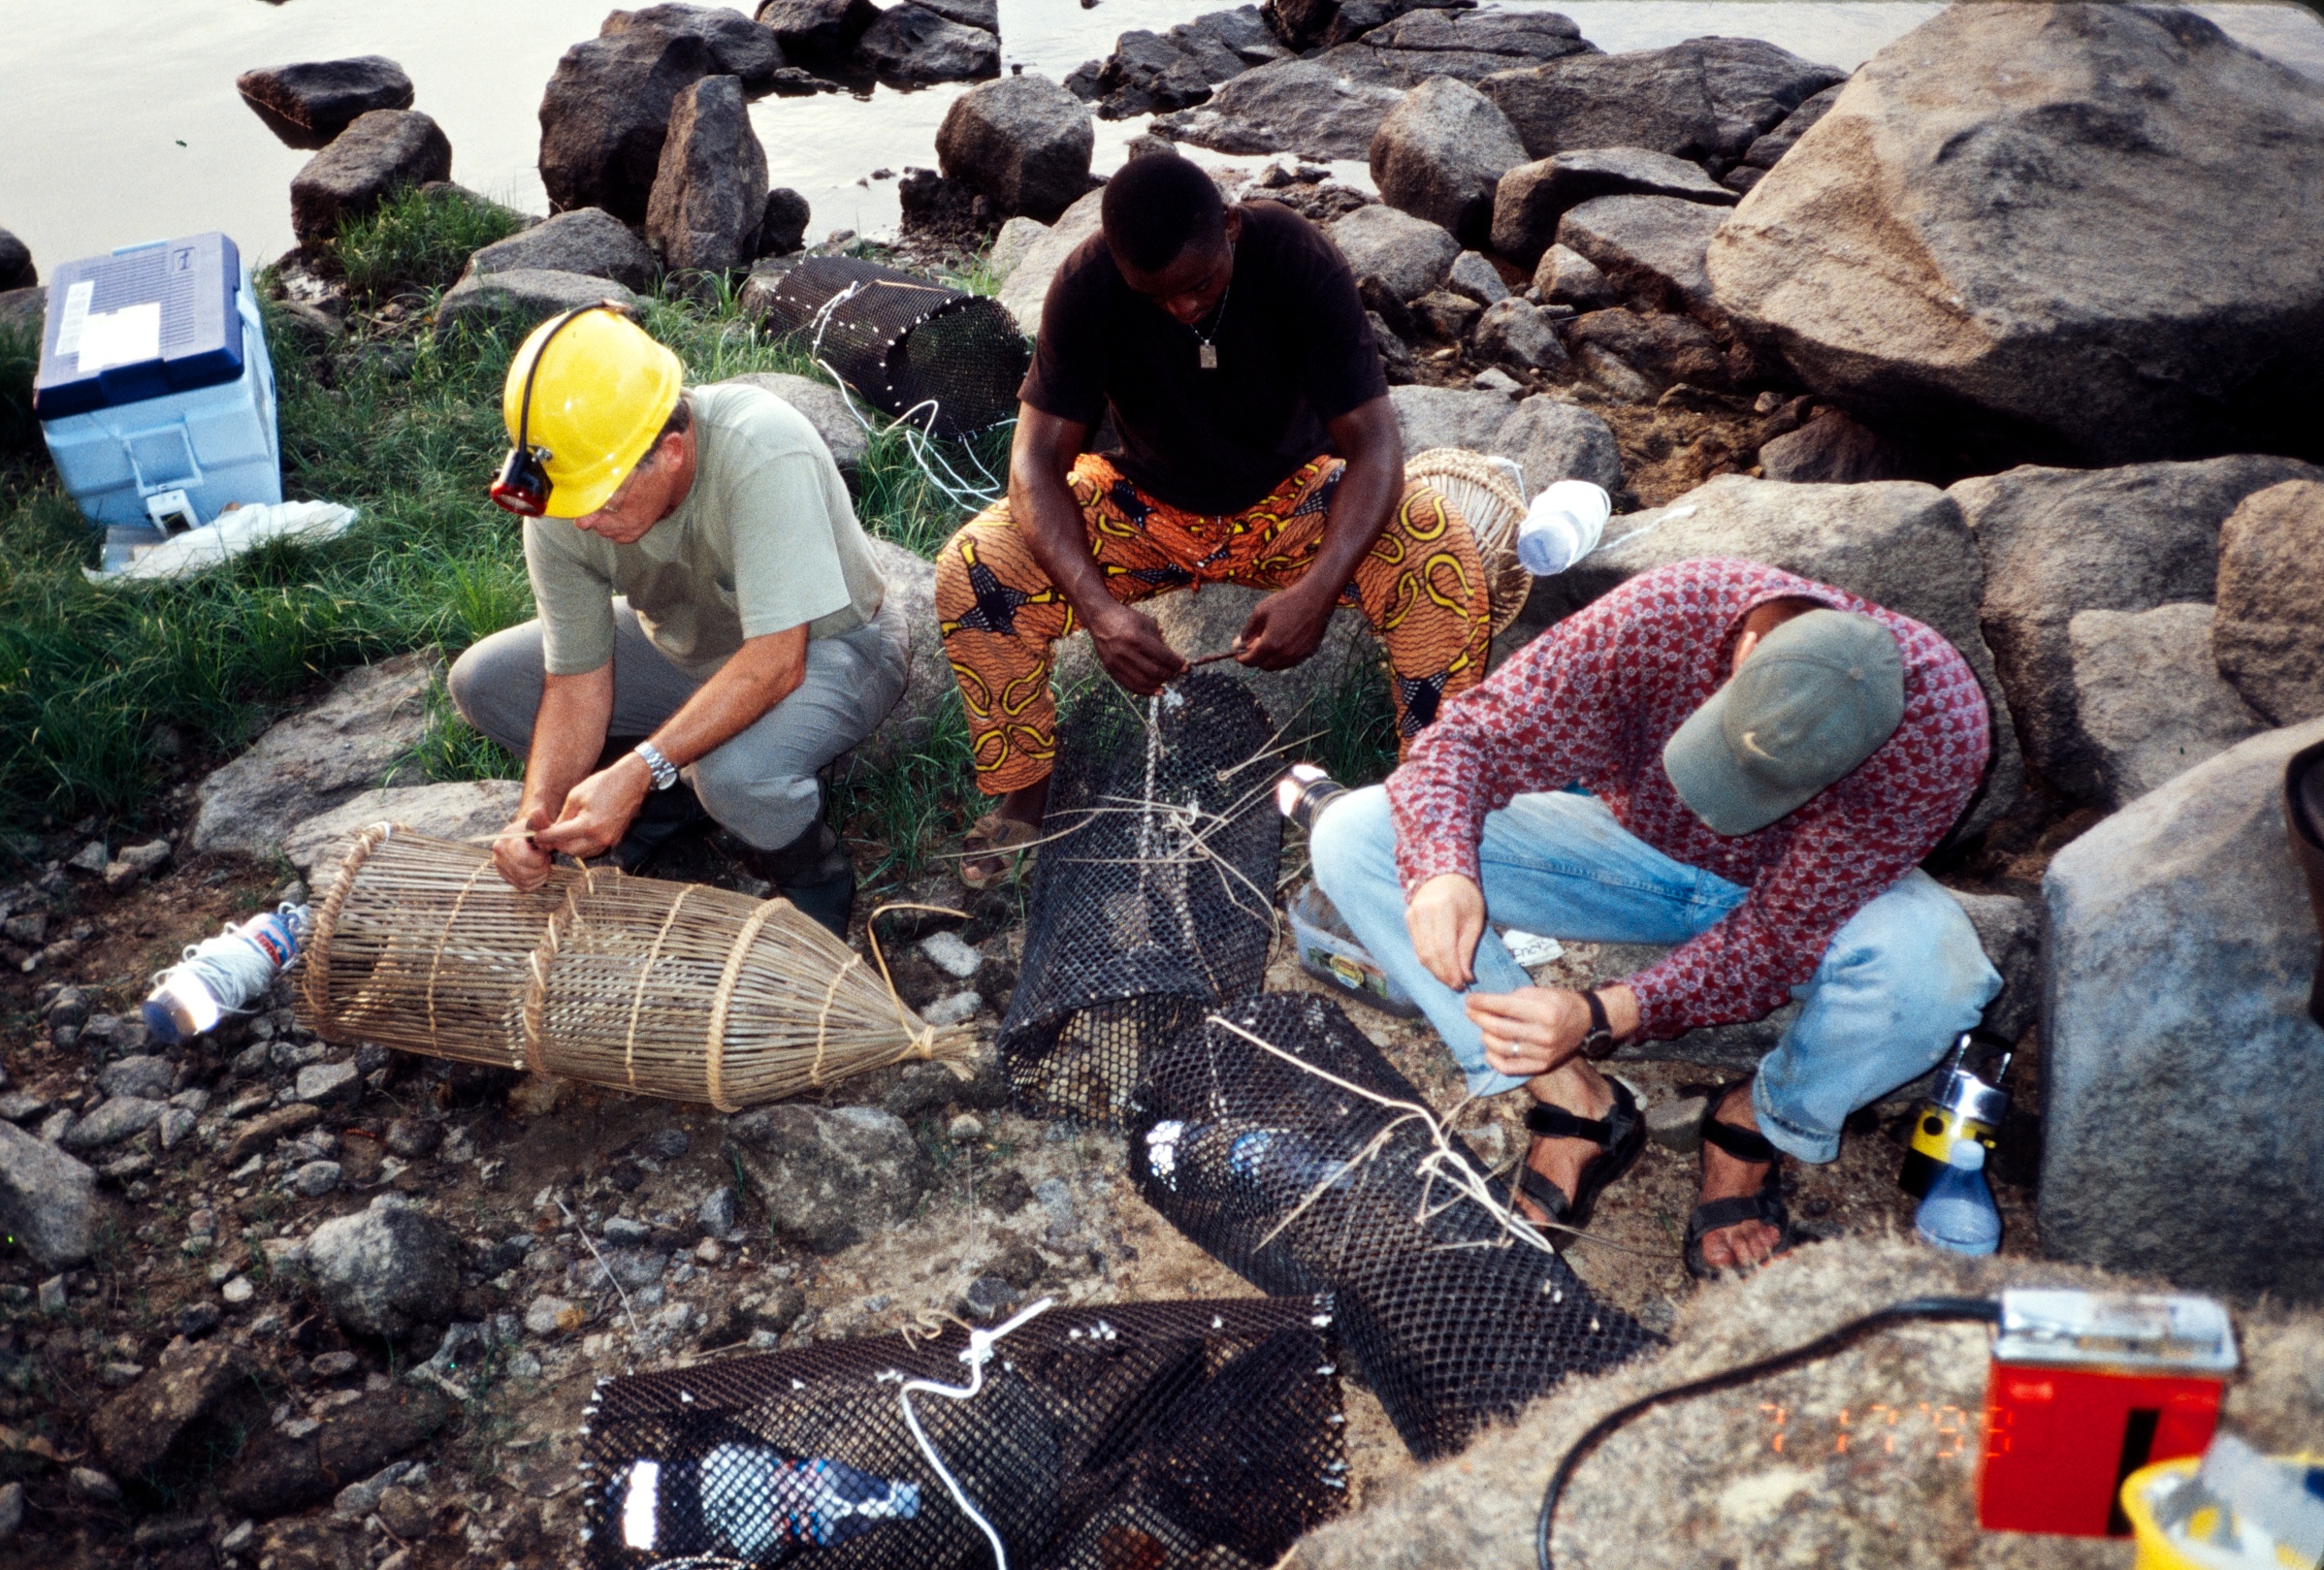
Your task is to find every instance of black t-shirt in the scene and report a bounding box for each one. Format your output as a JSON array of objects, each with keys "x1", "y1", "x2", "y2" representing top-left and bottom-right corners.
[{"x1": 1020, "y1": 200, "x2": 1388, "y2": 515}]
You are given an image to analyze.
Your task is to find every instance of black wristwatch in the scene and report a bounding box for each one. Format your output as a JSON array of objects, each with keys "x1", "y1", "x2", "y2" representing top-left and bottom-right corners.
[{"x1": 1579, "y1": 989, "x2": 1619, "y2": 1061}]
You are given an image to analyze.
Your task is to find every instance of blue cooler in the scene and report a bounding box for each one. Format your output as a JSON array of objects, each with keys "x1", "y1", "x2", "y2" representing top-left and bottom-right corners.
[{"x1": 33, "y1": 232, "x2": 281, "y2": 539}]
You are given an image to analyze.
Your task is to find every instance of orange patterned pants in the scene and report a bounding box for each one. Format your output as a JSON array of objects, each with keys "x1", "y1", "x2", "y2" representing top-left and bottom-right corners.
[{"x1": 935, "y1": 453, "x2": 1492, "y2": 796}]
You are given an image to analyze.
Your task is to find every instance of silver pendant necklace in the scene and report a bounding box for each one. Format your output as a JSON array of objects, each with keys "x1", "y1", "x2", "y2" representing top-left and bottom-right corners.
[{"x1": 1193, "y1": 247, "x2": 1234, "y2": 370}]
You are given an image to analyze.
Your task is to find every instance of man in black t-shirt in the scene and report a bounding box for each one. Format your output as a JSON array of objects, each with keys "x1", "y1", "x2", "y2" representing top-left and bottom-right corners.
[{"x1": 934, "y1": 152, "x2": 1494, "y2": 884}]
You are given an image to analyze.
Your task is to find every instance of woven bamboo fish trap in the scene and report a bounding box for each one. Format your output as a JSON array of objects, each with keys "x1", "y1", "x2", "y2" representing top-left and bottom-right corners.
[
  {"x1": 299, "y1": 825, "x2": 971, "y2": 1108},
  {"x1": 1406, "y1": 446, "x2": 1532, "y2": 638}
]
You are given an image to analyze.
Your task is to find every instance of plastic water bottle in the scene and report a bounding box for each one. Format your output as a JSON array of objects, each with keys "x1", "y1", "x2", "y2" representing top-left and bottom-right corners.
[
  {"x1": 142, "y1": 905, "x2": 307, "y2": 1046},
  {"x1": 622, "y1": 1446, "x2": 921, "y2": 1558},
  {"x1": 1915, "y1": 1138, "x2": 2002, "y2": 1256},
  {"x1": 1228, "y1": 1128, "x2": 1352, "y2": 1196},
  {"x1": 1515, "y1": 479, "x2": 1613, "y2": 576}
]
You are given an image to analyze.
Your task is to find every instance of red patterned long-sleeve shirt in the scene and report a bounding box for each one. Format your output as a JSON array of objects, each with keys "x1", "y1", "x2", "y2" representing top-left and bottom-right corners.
[{"x1": 1387, "y1": 559, "x2": 1991, "y2": 1040}]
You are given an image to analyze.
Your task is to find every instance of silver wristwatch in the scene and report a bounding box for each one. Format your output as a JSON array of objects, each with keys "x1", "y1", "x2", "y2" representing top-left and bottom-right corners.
[{"x1": 632, "y1": 740, "x2": 679, "y2": 791}]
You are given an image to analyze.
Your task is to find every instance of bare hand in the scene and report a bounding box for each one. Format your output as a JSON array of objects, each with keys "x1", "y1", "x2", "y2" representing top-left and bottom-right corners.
[
  {"x1": 1405, "y1": 873, "x2": 1486, "y2": 990},
  {"x1": 493, "y1": 805, "x2": 556, "y2": 891},
  {"x1": 1089, "y1": 606, "x2": 1187, "y2": 696},
  {"x1": 1467, "y1": 987, "x2": 1593, "y2": 1078},
  {"x1": 1235, "y1": 583, "x2": 1337, "y2": 671},
  {"x1": 533, "y1": 756, "x2": 652, "y2": 862}
]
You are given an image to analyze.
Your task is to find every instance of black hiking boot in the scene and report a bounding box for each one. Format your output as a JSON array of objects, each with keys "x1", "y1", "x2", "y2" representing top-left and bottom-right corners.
[{"x1": 741, "y1": 820, "x2": 855, "y2": 938}]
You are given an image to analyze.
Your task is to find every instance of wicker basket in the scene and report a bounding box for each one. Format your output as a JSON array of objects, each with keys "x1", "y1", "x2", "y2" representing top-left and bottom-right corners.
[
  {"x1": 300, "y1": 825, "x2": 971, "y2": 1107},
  {"x1": 1405, "y1": 446, "x2": 1533, "y2": 638}
]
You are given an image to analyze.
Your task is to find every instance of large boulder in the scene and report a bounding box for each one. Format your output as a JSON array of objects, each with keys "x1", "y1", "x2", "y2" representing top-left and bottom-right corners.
[
  {"x1": 1721, "y1": 80, "x2": 1841, "y2": 194},
  {"x1": 437, "y1": 267, "x2": 644, "y2": 333},
  {"x1": 725, "y1": 1104, "x2": 931, "y2": 1251},
  {"x1": 603, "y1": 2, "x2": 785, "y2": 89},
  {"x1": 2213, "y1": 480, "x2": 2324, "y2": 724},
  {"x1": 1178, "y1": 6, "x2": 1291, "y2": 70},
  {"x1": 758, "y1": 187, "x2": 812, "y2": 256},
  {"x1": 853, "y1": 4, "x2": 1000, "y2": 85},
  {"x1": 192, "y1": 654, "x2": 438, "y2": 856},
  {"x1": 305, "y1": 1196, "x2": 464, "y2": 1339},
  {"x1": 288, "y1": 110, "x2": 453, "y2": 246},
  {"x1": 852, "y1": 538, "x2": 947, "y2": 766},
  {"x1": 717, "y1": 370, "x2": 870, "y2": 473},
  {"x1": 1952, "y1": 456, "x2": 2320, "y2": 802},
  {"x1": 1482, "y1": 37, "x2": 1845, "y2": 171},
  {"x1": 1565, "y1": 307, "x2": 1728, "y2": 397},
  {"x1": 0, "y1": 1120, "x2": 96, "y2": 1269},
  {"x1": 282, "y1": 780, "x2": 527, "y2": 884},
  {"x1": 1532, "y1": 242, "x2": 1612, "y2": 310},
  {"x1": 1265, "y1": 0, "x2": 1457, "y2": 52},
  {"x1": 995, "y1": 187, "x2": 1105, "y2": 334},
  {"x1": 1555, "y1": 193, "x2": 1726, "y2": 324},
  {"x1": 538, "y1": 27, "x2": 719, "y2": 223},
  {"x1": 1347, "y1": 7, "x2": 1594, "y2": 87},
  {"x1": 88, "y1": 1342, "x2": 250, "y2": 1480},
  {"x1": 937, "y1": 75, "x2": 1095, "y2": 221},
  {"x1": 236, "y1": 56, "x2": 414, "y2": 146},
  {"x1": 1154, "y1": 58, "x2": 1406, "y2": 162},
  {"x1": 1522, "y1": 474, "x2": 2024, "y2": 835},
  {"x1": 221, "y1": 1386, "x2": 454, "y2": 1517},
  {"x1": 1707, "y1": 5, "x2": 2324, "y2": 467},
  {"x1": 1328, "y1": 202, "x2": 1458, "y2": 304},
  {"x1": 756, "y1": 0, "x2": 877, "y2": 60},
  {"x1": 1491, "y1": 146, "x2": 1733, "y2": 269},
  {"x1": 1470, "y1": 298, "x2": 1568, "y2": 376},
  {"x1": 646, "y1": 75, "x2": 769, "y2": 273},
  {"x1": 1389, "y1": 386, "x2": 1620, "y2": 498},
  {"x1": 1757, "y1": 409, "x2": 1924, "y2": 486},
  {"x1": 1368, "y1": 76, "x2": 1527, "y2": 248},
  {"x1": 0, "y1": 228, "x2": 32, "y2": 292},
  {"x1": 2042, "y1": 717, "x2": 2324, "y2": 1299},
  {"x1": 1090, "y1": 31, "x2": 1222, "y2": 117},
  {"x1": 468, "y1": 207, "x2": 660, "y2": 293},
  {"x1": 2067, "y1": 603, "x2": 2266, "y2": 809}
]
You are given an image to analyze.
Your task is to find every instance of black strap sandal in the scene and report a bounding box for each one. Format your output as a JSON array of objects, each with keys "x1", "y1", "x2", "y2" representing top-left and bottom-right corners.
[
  {"x1": 1512, "y1": 1078, "x2": 1646, "y2": 1232},
  {"x1": 1684, "y1": 1081, "x2": 1797, "y2": 1280}
]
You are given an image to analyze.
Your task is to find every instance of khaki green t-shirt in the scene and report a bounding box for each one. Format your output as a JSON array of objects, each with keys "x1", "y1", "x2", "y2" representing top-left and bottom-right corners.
[{"x1": 523, "y1": 382, "x2": 885, "y2": 681}]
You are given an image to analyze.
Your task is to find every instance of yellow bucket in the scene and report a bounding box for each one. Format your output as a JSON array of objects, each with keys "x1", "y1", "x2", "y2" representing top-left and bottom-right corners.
[{"x1": 2120, "y1": 1454, "x2": 2324, "y2": 1570}]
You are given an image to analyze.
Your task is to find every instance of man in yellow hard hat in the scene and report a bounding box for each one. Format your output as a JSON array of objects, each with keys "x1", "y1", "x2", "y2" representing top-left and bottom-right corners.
[{"x1": 448, "y1": 304, "x2": 906, "y2": 933}]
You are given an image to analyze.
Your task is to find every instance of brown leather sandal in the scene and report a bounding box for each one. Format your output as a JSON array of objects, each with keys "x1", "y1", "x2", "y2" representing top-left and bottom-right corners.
[{"x1": 959, "y1": 813, "x2": 1040, "y2": 891}]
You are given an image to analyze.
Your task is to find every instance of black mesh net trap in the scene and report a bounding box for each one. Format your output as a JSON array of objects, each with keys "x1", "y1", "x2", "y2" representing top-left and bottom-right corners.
[
  {"x1": 1128, "y1": 994, "x2": 1661, "y2": 1461},
  {"x1": 578, "y1": 1297, "x2": 1348, "y2": 1570},
  {"x1": 751, "y1": 256, "x2": 1030, "y2": 437},
  {"x1": 998, "y1": 675, "x2": 1284, "y2": 1128}
]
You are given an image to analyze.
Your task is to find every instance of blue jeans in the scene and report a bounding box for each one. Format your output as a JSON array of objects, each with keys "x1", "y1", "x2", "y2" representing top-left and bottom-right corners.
[{"x1": 1308, "y1": 786, "x2": 2001, "y2": 1163}]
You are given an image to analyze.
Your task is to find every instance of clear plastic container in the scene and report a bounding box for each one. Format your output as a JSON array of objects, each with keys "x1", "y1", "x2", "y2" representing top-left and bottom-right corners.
[{"x1": 1915, "y1": 1137, "x2": 2001, "y2": 1255}]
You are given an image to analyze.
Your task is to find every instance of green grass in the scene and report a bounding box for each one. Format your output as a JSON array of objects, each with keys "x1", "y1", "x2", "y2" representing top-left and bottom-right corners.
[{"x1": 334, "y1": 183, "x2": 526, "y2": 309}]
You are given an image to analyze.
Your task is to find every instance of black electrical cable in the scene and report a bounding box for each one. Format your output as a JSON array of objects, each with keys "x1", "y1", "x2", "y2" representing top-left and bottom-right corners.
[{"x1": 1536, "y1": 1295, "x2": 2004, "y2": 1570}]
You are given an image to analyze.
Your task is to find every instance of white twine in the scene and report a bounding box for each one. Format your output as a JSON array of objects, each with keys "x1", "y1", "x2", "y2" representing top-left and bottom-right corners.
[
  {"x1": 894, "y1": 1296, "x2": 1056, "y2": 1570},
  {"x1": 154, "y1": 903, "x2": 310, "y2": 1019}
]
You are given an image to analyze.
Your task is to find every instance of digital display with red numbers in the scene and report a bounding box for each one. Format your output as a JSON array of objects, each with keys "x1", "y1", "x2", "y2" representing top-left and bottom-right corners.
[{"x1": 1759, "y1": 1400, "x2": 1980, "y2": 1460}]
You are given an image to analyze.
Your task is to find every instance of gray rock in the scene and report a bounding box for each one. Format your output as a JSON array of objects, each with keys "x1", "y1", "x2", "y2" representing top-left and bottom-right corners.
[
  {"x1": 715, "y1": 370, "x2": 870, "y2": 473},
  {"x1": 237, "y1": 57, "x2": 414, "y2": 146},
  {"x1": 526, "y1": 1294, "x2": 580, "y2": 1335},
  {"x1": 289, "y1": 110, "x2": 454, "y2": 247},
  {"x1": 88, "y1": 1341, "x2": 252, "y2": 1478},
  {"x1": 697, "y1": 1185, "x2": 737, "y2": 1234},
  {"x1": 854, "y1": 4, "x2": 1000, "y2": 85},
  {"x1": 1412, "y1": 288, "x2": 1480, "y2": 341},
  {"x1": 2214, "y1": 479, "x2": 2324, "y2": 724},
  {"x1": 1353, "y1": 7, "x2": 1594, "y2": 87},
  {"x1": 1178, "y1": 6, "x2": 1289, "y2": 70},
  {"x1": 603, "y1": 1216, "x2": 655, "y2": 1246},
  {"x1": 1093, "y1": 30, "x2": 1220, "y2": 118},
  {"x1": 604, "y1": 2, "x2": 786, "y2": 90},
  {"x1": 0, "y1": 1093, "x2": 46, "y2": 1124},
  {"x1": 1525, "y1": 473, "x2": 2023, "y2": 835},
  {"x1": 915, "y1": 0, "x2": 997, "y2": 30},
  {"x1": 725, "y1": 1104, "x2": 931, "y2": 1251},
  {"x1": 2069, "y1": 603, "x2": 2266, "y2": 809},
  {"x1": 1470, "y1": 298, "x2": 1568, "y2": 375},
  {"x1": 1155, "y1": 58, "x2": 1407, "y2": 163},
  {"x1": 848, "y1": 537, "x2": 945, "y2": 766},
  {"x1": 1707, "y1": 5, "x2": 2324, "y2": 466},
  {"x1": 1484, "y1": 36, "x2": 1845, "y2": 169},
  {"x1": 1758, "y1": 409, "x2": 1923, "y2": 486},
  {"x1": 995, "y1": 186, "x2": 1104, "y2": 333},
  {"x1": 0, "y1": 1479, "x2": 20, "y2": 1542},
  {"x1": 159, "y1": 1108, "x2": 198, "y2": 1150},
  {"x1": 1555, "y1": 193, "x2": 1726, "y2": 324},
  {"x1": 1145, "y1": 582, "x2": 1381, "y2": 734},
  {"x1": 1565, "y1": 306, "x2": 1727, "y2": 396},
  {"x1": 280, "y1": 779, "x2": 527, "y2": 885},
  {"x1": 1952, "y1": 456, "x2": 2321, "y2": 802},
  {"x1": 758, "y1": 187, "x2": 812, "y2": 257},
  {"x1": 221, "y1": 1385, "x2": 454, "y2": 1517},
  {"x1": 757, "y1": 0, "x2": 878, "y2": 60},
  {"x1": 297, "y1": 1061, "x2": 361, "y2": 1105},
  {"x1": 937, "y1": 75, "x2": 1095, "y2": 221},
  {"x1": 1533, "y1": 242, "x2": 1613, "y2": 310},
  {"x1": 0, "y1": 228, "x2": 32, "y2": 292},
  {"x1": 68, "y1": 1468, "x2": 121, "y2": 1505},
  {"x1": 2042, "y1": 717, "x2": 2324, "y2": 1298},
  {"x1": 62, "y1": 1096, "x2": 165, "y2": 1152},
  {"x1": 647, "y1": 76, "x2": 768, "y2": 274},
  {"x1": 986, "y1": 215, "x2": 1049, "y2": 284},
  {"x1": 468, "y1": 208, "x2": 658, "y2": 293},
  {"x1": 1328, "y1": 202, "x2": 1458, "y2": 304},
  {"x1": 1390, "y1": 385, "x2": 1619, "y2": 499},
  {"x1": 1391, "y1": 383, "x2": 1519, "y2": 455},
  {"x1": 538, "y1": 27, "x2": 721, "y2": 223},
  {"x1": 0, "y1": 1120, "x2": 96, "y2": 1267},
  {"x1": 1444, "y1": 250, "x2": 1507, "y2": 305},
  {"x1": 1492, "y1": 146, "x2": 1733, "y2": 269},
  {"x1": 1724, "y1": 80, "x2": 1841, "y2": 190},
  {"x1": 306, "y1": 1197, "x2": 464, "y2": 1337},
  {"x1": 1369, "y1": 76, "x2": 1528, "y2": 248},
  {"x1": 192, "y1": 654, "x2": 438, "y2": 856},
  {"x1": 437, "y1": 266, "x2": 644, "y2": 334},
  {"x1": 97, "y1": 1055, "x2": 174, "y2": 1102}
]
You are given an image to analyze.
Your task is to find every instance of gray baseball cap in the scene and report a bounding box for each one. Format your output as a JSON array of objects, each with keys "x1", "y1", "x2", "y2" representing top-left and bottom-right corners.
[{"x1": 1662, "y1": 608, "x2": 1906, "y2": 836}]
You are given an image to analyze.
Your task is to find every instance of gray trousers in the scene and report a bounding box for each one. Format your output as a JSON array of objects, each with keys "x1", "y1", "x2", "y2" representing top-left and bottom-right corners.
[{"x1": 447, "y1": 596, "x2": 911, "y2": 851}]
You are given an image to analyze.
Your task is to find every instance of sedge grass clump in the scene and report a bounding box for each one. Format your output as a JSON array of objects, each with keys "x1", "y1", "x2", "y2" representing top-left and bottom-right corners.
[{"x1": 334, "y1": 184, "x2": 525, "y2": 310}]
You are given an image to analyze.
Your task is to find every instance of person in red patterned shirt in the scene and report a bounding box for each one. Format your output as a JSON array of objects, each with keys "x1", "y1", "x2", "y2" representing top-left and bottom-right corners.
[{"x1": 1309, "y1": 558, "x2": 2001, "y2": 1276}]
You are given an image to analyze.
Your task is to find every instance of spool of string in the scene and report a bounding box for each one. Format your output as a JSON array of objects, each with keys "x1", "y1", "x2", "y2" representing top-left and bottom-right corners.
[{"x1": 144, "y1": 904, "x2": 310, "y2": 1045}]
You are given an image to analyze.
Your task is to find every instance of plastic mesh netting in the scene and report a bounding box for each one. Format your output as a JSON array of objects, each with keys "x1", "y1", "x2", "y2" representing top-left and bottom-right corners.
[
  {"x1": 997, "y1": 675, "x2": 1284, "y2": 1128},
  {"x1": 752, "y1": 256, "x2": 1030, "y2": 438},
  {"x1": 1128, "y1": 993, "x2": 1661, "y2": 1460},
  {"x1": 579, "y1": 1298, "x2": 1348, "y2": 1570}
]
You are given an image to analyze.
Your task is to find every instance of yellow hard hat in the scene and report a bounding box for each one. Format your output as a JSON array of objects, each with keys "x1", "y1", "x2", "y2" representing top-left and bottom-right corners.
[{"x1": 492, "y1": 304, "x2": 684, "y2": 520}]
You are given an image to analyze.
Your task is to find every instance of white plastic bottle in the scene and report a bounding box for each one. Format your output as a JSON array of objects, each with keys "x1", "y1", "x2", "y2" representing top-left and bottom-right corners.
[
  {"x1": 1515, "y1": 479, "x2": 1613, "y2": 576},
  {"x1": 1915, "y1": 1138, "x2": 2002, "y2": 1256}
]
